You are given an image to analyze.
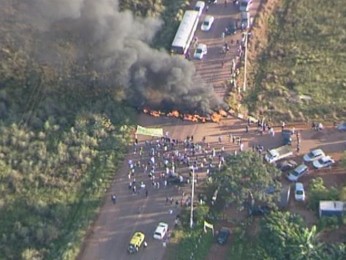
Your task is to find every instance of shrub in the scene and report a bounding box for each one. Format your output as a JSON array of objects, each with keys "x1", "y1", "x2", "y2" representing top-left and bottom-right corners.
[{"x1": 308, "y1": 177, "x2": 339, "y2": 212}]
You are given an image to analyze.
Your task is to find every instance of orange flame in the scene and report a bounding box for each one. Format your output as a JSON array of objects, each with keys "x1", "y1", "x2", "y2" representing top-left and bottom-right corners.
[
  {"x1": 167, "y1": 110, "x2": 180, "y2": 118},
  {"x1": 211, "y1": 113, "x2": 222, "y2": 123},
  {"x1": 143, "y1": 108, "x2": 225, "y2": 123},
  {"x1": 150, "y1": 110, "x2": 161, "y2": 117},
  {"x1": 219, "y1": 109, "x2": 228, "y2": 117}
]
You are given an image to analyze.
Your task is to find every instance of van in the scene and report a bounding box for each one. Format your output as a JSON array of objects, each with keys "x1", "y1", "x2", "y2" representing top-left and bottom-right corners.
[
  {"x1": 194, "y1": 1, "x2": 205, "y2": 17},
  {"x1": 240, "y1": 11, "x2": 251, "y2": 30},
  {"x1": 239, "y1": 0, "x2": 252, "y2": 12}
]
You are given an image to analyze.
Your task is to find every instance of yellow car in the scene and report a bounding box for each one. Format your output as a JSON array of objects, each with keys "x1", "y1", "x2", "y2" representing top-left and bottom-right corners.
[{"x1": 127, "y1": 232, "x2": 145, "y2": 254}]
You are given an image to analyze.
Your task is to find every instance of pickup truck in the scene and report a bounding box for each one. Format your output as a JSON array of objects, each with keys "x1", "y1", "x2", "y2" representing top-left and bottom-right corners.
[{"x1": 264, "y1": 145, "x2": 293, "y2": 164}]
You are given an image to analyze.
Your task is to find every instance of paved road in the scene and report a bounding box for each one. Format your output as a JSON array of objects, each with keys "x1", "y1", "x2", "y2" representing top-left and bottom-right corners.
[{"x1": 191, "y1": 0, "x2": 262, "y2": 96}]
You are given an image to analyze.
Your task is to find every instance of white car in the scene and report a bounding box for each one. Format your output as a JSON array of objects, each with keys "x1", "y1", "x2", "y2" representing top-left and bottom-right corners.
[
  {"x1": 194, "y1": 43, "x2": 207, "y2": 60},
  {"x1": 303, "y1": 149, "x2": 325, "y2": 162},
  {"x1": 201, "y1": 15, "x2": 215, "y2": 31},
  {"x1": 240, "y1": 11, "x2": 251, "y2": 30},
  {"x1": 294, "y1": 182, "x2": 305, "y2": 201},
  {"x1": 313, "y1": 156, "x2": 335, "y2": 169},
  {"x1": 194, "y1": 1, "x2": 205, "y2": 17},
  {"x1": 153, "y1": 222, "x2": 168, "y2": 240},
  {"x1": 239, "y1": 0, "x2": 252, "y2": 12},
  {"x1": 287, "y1": 164, "x2": 309, "y2": 182}
]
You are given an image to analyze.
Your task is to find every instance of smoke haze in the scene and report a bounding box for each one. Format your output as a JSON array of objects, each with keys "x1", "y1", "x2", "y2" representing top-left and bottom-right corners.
[{"x1": 4, "y1": 0, "x2": 221, "y2": 113}]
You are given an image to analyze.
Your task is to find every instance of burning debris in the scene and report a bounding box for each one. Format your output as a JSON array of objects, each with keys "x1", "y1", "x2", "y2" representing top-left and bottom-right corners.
[
  {"x1": 7, "y1": 0, "x2": 222, "y2": 113},
  {"x1": 143, "y1": 109, "x2": 229, "y2": 123}
]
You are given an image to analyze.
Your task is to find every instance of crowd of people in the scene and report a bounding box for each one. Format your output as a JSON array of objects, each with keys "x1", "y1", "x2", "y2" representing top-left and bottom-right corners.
[{"x1": 110, "y1": 130, "x2": 250, "y2": 215}]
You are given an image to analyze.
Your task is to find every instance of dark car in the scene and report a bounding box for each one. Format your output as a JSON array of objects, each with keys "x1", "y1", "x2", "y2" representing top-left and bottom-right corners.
[
  {"x1": 248, "y1": 205, "x2": 270, "y2": 216},
  {"x1": 216, "y1": 227, "x2": 230, "y2": 245},
  {"x1": 278, "y1": 184, "x2": 291, "y2": 209},
  {"x1": 225, "y1": 21, "x2": 237, "y2": 35},
  {"x1": 277, "y1": 159, "x2": 298, "y2": 172},
  {"x1": 282, "y1": 129, "x2": 293, "y2": 145},
  {"x1": 167, "y1": 175, "x2": 184, "y2": 185},
  {"x1": 336, "y1": 122, "x2": 346, "y2": 131}
]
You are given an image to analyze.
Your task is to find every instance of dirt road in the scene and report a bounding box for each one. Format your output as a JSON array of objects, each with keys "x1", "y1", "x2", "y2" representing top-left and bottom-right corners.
[{"x1": 78, "y1": 1, "x2": 346, "y2": 260}]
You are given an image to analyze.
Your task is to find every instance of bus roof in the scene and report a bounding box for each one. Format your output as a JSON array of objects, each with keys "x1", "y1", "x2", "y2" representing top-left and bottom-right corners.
[{"x1": 171, "y1": 10, "x2": 199, "y2": 48}]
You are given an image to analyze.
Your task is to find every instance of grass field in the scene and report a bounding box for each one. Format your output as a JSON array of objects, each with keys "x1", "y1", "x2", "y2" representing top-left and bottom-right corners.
[{"x1": 245, "y1": 0, "x2": 346, "y2": 121}]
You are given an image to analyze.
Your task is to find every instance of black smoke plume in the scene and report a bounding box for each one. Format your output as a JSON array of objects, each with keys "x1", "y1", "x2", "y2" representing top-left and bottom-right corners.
[{"x1": 5, "y1": 0, "x2": 221, "y2": 114}]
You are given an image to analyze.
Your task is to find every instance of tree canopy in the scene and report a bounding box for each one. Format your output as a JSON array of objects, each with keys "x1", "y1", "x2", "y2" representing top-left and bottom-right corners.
[
  {"x1": 259, "y1": 212, "x2": 346, "y2": 260},
  {"x1": 212, "y1": 151, "x2": 282, "y2": 209}
]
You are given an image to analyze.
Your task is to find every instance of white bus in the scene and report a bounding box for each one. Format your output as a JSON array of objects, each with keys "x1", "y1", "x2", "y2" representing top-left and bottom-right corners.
[{"x1": 171, "y1": 10, "x2": 200, "y2": 55}]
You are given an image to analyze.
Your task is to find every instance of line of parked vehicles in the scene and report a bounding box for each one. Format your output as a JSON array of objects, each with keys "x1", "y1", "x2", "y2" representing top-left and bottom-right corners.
[
  {"x1": 266, "y1": 141, "x2": 335, "y2": 203},
  {"x1": 192, "y1": 0, "x2": 253, "y2": 60}
]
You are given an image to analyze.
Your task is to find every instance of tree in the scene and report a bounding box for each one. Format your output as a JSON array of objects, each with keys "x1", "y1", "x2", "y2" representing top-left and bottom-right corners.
[
  {"x1": 258, "y1": 212, "x2": 337, "y2": 260},
  {"x1": 211, "y1": 151, "x2": 281, "y2": 209}
]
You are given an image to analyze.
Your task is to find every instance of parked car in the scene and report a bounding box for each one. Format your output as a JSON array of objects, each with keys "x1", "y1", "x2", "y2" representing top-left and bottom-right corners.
[
  {"x1": 194, "y1": 1, "x2": 205, "y2": 17},
  {"x1": 153, "y1": 222, "x2": 168, "y2": 240},
  {"x1": 264, "y1": 145, "x2": 293, "y2": 164},
  {"x1": 201, "y1": 15, "x2": 215, "y2": 31},
  {"x1": 167, "y1": 174, "x2": 184, "y2": 185},
  {"x1": 287, "y1": 164, "x2": 308, "y2": 182},
  {"x1": 277, "y1": 159, "x2": 298, "y2": 172},
  {"x1": 336, "y1": 122, "x2": 346, "y2": 131},
  {"x1": 216, "y1": 227, "x2": 230, "y2": 245},
  {"x1": 248, "y1": 204, "x2": 271, "y2": 216},
  {"x1": 282, "y1": 129, "x2": 294, "y2": 145},
  {"x1": 240, "y1": 11, "x2": 251, "y2": 30},
  {"x1": 194, "y1": 43, "x2": 207, "y2": 60},
  {"x1": 225, "y1": 20, "x2": 237, "y2": 35},
  {"x1": 294, "y1": 182, "x2": 305, "y2": 201},
  {"x1": 303, "y1": 149, "x2": 325, "y2": 162},
  {"x1": 208, "y1": 0, "x2": 217, "y2": 4},
  {"x1": 239, "y1": 0, "x2": 252, "y2": 12},
  {"x1": 312, "y1": 156, "x2": 335, "y2": 169},
  {"x1": 279, "y1": 184, "x2": 291, "y2": 209},
  {"x1": 128, "y1": 232, "x2": 145, "y2": 254}
]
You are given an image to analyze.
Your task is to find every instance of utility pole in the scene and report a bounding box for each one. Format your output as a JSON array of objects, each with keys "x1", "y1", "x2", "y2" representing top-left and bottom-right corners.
[
  {"x1": 190, "y1": 168, "x2": 195, "y2": 229},
  {"x1": 242, "y1": 32, "x2": 248, "y2": 92}
]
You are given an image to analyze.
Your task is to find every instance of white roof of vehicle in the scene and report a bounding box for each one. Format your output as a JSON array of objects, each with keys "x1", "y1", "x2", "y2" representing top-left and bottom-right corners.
[
  {"x1": 295, "y1": 182, "x2": 304, "y2": 190},
  {"x1": 171, "y1": 10, "x2": 199, "y2": 49},
  {"x1": 203, "y1": 15, "x2": 214, "y2": 23},
  {"x1": 155, "y1": 222, "x2": 168, "y2": 232},
  {"x1": 311, "y1": 149, "x2": 324, "y2": 156},
  {"x1": 196, "y1": 43, "x2": 207, "y2": 50},
  {"x1": 195, "y1": 1, "x2": 205, "y2": 8},
  {"x1": 320, "y1": 201, "x2": 346, "y2": 211},
  {"x1": 294, "y1": 164, "x2": 308, "y2": 173}
]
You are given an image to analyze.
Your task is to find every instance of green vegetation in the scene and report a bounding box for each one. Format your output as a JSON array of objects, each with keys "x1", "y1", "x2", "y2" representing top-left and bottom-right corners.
[
  {"x1": 227, "y1": 225, "x2": 261, "y2": 260},
  {"x1": 0, "y1": 88, "x2": 135, "y2": 259},
  {"x1": 228, "y1": 212, "x2": 346, "y2": 260},
  {"x1": 0, "y1": 0, "x2": 192, "y2": 258},
  {"x1": 308, "y1": 177, "x2": 339, "y2": 212},
  {"x1": 246, "y1": 0, "x2": 346, "y2": 120},
  {"x1": 120, "y1": 0, "x2": 191, "y2": 49},
  {"x1": 211, "y1": 152, "x2": 282, "y2": 209},
  {"x1": 167, "y1": 205, "x2": 214, "y2": 260},
  {"x1": 0, "y1": 4, "x2": 137, "y2": 259}
]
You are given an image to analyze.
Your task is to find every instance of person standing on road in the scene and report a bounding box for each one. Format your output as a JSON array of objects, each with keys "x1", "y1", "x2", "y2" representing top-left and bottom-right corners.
[
  {"x1": 145, "y1": 189, "x2": 148, "y2": 198},
  {"x1": 111, "y1": 194, "x2": 117, "y2": 204}
]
